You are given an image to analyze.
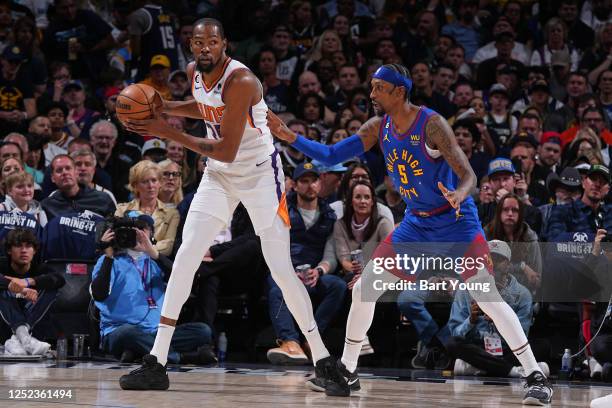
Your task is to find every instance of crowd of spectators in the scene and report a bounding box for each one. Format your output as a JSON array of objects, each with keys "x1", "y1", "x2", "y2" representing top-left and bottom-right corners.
[{"x1": 0, "y1": 0, "x2": 609, "y2": 380}]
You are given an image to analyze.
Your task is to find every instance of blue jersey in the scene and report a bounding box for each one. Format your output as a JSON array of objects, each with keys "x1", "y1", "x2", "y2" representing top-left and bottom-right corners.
[{"x1": 379, "y1": 107, "x2": 458, "y2": 213}]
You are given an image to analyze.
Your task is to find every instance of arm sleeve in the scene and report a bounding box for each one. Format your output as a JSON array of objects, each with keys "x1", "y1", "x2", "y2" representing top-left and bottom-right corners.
[
  {"x1": 291, "y1": 134, "x2": 365, "y2": 166},
  {"x1": 91, "y1": 256, "x2": 113, "y2": 301}
]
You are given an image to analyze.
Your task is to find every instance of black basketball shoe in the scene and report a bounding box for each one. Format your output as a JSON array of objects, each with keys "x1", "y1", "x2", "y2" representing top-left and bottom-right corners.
[
  {"x1": 306, "y1": 358, "x2": 359, "y2": 393},
  {"x1": 522, "y1": 371, "x2": 553, "y2": 406},
  {"x1": 119, "y1": 354, "x2": 169, "y2": 390},
  {"x1": 305, "y1": 356, "x2": 350, "y2": 397}
]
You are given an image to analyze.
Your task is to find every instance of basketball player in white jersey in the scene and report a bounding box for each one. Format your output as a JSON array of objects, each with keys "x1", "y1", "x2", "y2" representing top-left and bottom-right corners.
[{"x1": 119, "y1": 18, "x2": 348, "y2": 393}]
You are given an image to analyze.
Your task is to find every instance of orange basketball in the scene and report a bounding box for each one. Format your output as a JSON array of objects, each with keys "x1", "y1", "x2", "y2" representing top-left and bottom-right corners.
[{"x1": 116, "y1": 84, "x2": 162, "y2": 123}]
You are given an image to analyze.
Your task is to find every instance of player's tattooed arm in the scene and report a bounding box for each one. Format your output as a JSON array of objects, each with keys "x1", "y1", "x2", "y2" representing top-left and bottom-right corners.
[
  {"x1": 426, "y1": 115, "x2": 476, "y2": 207},
  {"x1": 356, "y1": 116, "x2": 383, "y2": 151}
]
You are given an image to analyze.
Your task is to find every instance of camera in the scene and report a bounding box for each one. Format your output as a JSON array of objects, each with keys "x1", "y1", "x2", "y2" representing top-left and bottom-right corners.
[{"x1": 97, "y1": 216, "x2": 150, "y2": 250}]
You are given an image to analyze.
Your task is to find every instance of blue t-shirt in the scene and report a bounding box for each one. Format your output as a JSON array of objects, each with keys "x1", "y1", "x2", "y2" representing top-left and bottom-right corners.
[{"x1": 42, "y1": 210, "x2": 103, "y2": 261}]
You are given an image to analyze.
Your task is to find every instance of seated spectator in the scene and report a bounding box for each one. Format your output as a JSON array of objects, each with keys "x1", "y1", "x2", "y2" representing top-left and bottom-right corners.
[
  {"x1": 330, "y1": 163, "x2": 394, "y2": 223},
  {"x1": 266, "y1": 163, "x2": 345, "y2": 365},
  {"x1": 90, "y1": 120, "x2": 131, "y2": 202},
  {"x1": 4, "y1": 132, "x2": 43, "y2": 184},
  {"x1": 62, "y1": 81, "x2": 100, "y2": 138},
  {"x1": 530, "y1": 17, "x2": 580, "y2": 72},
  {"x1": 510, "y1": 141, "x2": 550, "y2": 206},
  {"x1": 410, "y1": 62, "x2": 456, "y2": 119},
  {"x1": 28, "y1": 115, "x2": 67, "y2": 167},
  {"x1": 453, "y1": 118, "x2": 491, "y2": 182},
  {"x1": 45, "y1": 101, "x2": 75, "y2": 150},
  {"x1": 70, "y1": 149, "x2": 116, "y2": 205},
  {"x1": 479, "y1": 158, "x2": 542, "y2": 234},
  {"x1": 157, "y1": 159, "x2": 183, "y2": 208},
  {"x1": 484, "y1": 83, "x2": 516, "y2": 150},
  {"x1": 116, "y1": 160, "x2": 179, "y2": 257},
  {"x1": 311, "y1": 161, "x2": 345, "y2": 202},
  {"x1": 0, "y1": 155, "x2": 42, "y2": 199},
  {"x1": 478, "y1": 176, "x2": 495, "y2": 205},
  {"x1": 42, "y1": 155, "x2": 116, "y2": 220},
  {"x1": 472, "y1": 17, "x2": 530, "y2": 66},
  {"x1": 447, "y1": 240, "x2": 548, "y2": 377},
  {"x1": 533, "y1": 132, "x2": 563, "y2": 185},
  {"x1": 484, "y1": 193, "x2": 543, "y2": 292},
  {"x1": 0, "y1": 229, "x2": 65, "y2": 354},
  {"x1": 92, "y1": 212, "x2": 215, "y2": 364},
  {"x1": 476, "y1": 33, "x2": 525, "y2": 91},
  {"x1": 564, "y1": 127, "x2": 607, "y2": 167},
  {"x1": 545, "y1": 164, "x2": 611, "y2": 240},
  {"x1": 334, "y1": 181, "x2": 393, "y2": 285},
  {"x1": 0, "y1": 172, "x2": 47, "y2": 226},
  {"x1": 539, "y1": 167, "x2": 583, "y2": 234},
  {"x1": 441, "y1": 0, "x2": 480, "y2": 62},
  {"x1": 139, "y1": 55, "x2": 172, "y2": 101},
  {"x1": 141, "y1": 139, "x2": 167, "y2": 163},
  {"x1": 0, "y1": 45, "x2": 36, "y2": 136}
]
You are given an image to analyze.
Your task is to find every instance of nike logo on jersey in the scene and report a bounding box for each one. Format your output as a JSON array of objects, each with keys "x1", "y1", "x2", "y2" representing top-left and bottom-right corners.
[{"x1": 256, "y1": 159, "x2": 269, "y2": 167}]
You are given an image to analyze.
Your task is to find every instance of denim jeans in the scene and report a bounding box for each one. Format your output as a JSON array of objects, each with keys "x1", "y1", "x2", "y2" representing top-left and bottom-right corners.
[
  {"x1": 397, "y1": 287, "x2": 450, "y2": 346},
  {"x1": 0, "y1": 289, "x2": 58, "y2": 332},
  {"x1": 102, "y1": 322, "x2": 212, "y2": 363},
  {"x1": 267, "y1": 273, "x2": 346, "y2": 342}
]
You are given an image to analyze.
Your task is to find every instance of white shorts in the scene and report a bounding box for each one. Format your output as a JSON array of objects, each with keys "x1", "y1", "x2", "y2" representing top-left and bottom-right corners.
[{"x1": 189, "y1": 150, "x2": 288, "y2": 234}]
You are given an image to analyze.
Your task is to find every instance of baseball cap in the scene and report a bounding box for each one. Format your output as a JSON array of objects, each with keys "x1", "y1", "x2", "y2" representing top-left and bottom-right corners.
[
  {"x1": 292, "y1": 162, "x2": 319, "y2": 181},
  {"x1": 587, "y1": 164, "x2": 610, "y2": 182},
  {"x1": 126, "y1": 210, "x2": 155, "y2": 231},
  {"x1": 489, "y1": 83, "x2": 509, "y2": 97},
  {"x1": 169, "y1": 70, "x2": 187, "y2": 82},
  {"x1": 509, "y1": 132, "x2": 539, "y2": 149},
  {"x1": 487, "y1": 157, "x2": 515, "y2": 177},
  {"x1": 63, "y1": 80, "x2": 84, "y2": 92},
  {"x1": 551, "y1": 50, "x2": 570, "y2": 68},
  {"x1": 141, "y1": 138, "x2": 167, "y2": 155},
  {"x1": 494, "y1": 31, "x2": 514, "y2": 42},
  {"x1": 488, "y1": 240, "x2": 511, "y2": 261},
  {"x1": 529, "y1": 79, "x2": 549, "y2": 94},
  {"x1": 574, "y1": 162, "x2": 591, "y2": 175},
  {"x1": 540, "y1": 131, "x2": 562, "y2": 146},
  {"x1": 150, "y1": 54, "x2": 171, "y2": 68},
  {"x1": 546, "y1": 167, "x2": 581, "y2": 192},
  {"x1": 311, "y1": 160, "x2": 347, "y2": 173},
  {"x1": 2, "y1": 45, "x2": 26, "y2": 62}
]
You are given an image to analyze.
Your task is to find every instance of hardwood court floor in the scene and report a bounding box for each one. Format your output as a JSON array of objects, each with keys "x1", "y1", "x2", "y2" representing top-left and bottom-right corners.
[{"x1": 0, "y1": 362, "x2": 610, "y2": 407}]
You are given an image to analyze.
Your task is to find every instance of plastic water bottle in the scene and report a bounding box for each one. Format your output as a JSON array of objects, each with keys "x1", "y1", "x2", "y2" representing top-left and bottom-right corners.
[
  {"x1": 561, "y1": 348, "x2": 573, "y2": 371},
  {"x1": 217, "y1": 332, "x2": 227, "y2": 363}
]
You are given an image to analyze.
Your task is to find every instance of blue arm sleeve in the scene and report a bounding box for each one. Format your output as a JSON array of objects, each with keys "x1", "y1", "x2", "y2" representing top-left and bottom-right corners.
[{"x1": 291, "y1": 134, "x2": 365, "y2": 166}]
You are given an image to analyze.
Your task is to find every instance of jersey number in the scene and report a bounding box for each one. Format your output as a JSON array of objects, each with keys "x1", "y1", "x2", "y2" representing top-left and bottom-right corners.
[
  {"x1": 160, "y1": 26, "x2": 175, "y2": 49},
  {"x1": 398, "y1": 164, "x2": 408, "y2": 184},
  {"x1": 206, "y1": 123, "x2": 221, "y2": 140}
]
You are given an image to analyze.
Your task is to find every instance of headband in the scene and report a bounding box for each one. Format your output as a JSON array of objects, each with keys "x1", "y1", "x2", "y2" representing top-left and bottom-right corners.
[{"x1": 372, "y1": 66, "x2": 413, "y2": 94}]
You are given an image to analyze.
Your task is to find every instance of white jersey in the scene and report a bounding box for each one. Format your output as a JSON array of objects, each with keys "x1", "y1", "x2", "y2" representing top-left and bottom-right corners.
[{"x1": 191, "y1": 58, "x2": 276, "y2": 175}]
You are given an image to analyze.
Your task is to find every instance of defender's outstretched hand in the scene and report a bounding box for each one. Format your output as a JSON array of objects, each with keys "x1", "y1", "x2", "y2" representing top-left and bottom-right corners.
[
  {"x1": 438, "y1": 181, "x2": 466, "y2": 220},
  {"x1": 267, "y1": 110, "x2": 297, "y2": 143}
]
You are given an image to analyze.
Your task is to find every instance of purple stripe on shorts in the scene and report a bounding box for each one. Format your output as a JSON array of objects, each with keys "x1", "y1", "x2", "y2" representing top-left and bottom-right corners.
[{"x1": 270, "y1": 150, "x2": 282, "y2": 201}]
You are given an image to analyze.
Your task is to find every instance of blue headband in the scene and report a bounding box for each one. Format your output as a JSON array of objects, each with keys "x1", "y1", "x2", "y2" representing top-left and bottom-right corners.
[{"x1": 372, "y1": 66, "x2": 412, "y2": 94}]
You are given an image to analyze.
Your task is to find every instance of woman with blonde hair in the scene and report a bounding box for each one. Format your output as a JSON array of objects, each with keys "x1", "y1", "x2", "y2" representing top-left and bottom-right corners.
[
  {"x1": 530, "y1": 17, "x2": 580, "y2": 71},
  {"x1": 158, "y1": 159, "x2": 183, "y2": 208},
  {"x1": 0, "y1": 171, "x2": 47, "y2": 226},
  {"x1": 115, "y1": 160, "x2": 179, "y2": 256},
  {"x1": 304, "y1": 29, "x2": 343, "y2": 69}
]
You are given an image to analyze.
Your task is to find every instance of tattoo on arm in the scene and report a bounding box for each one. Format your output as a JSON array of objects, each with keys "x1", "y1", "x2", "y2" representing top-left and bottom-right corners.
[
  {"x1": 198, "y1": 141, "x2": 214, "y2": 153},
  {"x1": 426, "y1": 115, "x2": 475, "y2": 190}
]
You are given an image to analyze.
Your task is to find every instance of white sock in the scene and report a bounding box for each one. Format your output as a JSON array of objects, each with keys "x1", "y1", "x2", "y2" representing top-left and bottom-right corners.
[
  {"x1": 259, "y1": 216, "x2": 330, "y2": 365},
  {"x1": 342, "y1": 278, "x2": 376, "y2": 373},
  {"x1": 15, "y1": 325, "x2": 30, "y2": 345},
  {"x1": 150, "y1": 324, "x2": 175, "y2": 366},
  {"x1": 466, "y1": 273, "x2": 543, "y2": 377}
]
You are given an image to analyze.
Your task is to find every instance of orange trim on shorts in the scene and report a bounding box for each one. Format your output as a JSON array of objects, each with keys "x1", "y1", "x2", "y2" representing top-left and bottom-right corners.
[
  {"x1": 204, "y1": 57, "x2": 232, "y2": 92},
  {"x1": 277, "y1": 192, "x2": 290, "y2": 227}
]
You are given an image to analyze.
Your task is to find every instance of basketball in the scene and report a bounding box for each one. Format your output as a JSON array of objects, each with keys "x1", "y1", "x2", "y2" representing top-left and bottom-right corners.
[{"x1": 116, "y1": 84, "x2": 162, "y2": 123}]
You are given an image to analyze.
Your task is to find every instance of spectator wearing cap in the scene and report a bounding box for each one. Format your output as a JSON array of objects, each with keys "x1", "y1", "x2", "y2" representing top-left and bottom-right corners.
[
  {"x1": 544, "y1": 72, "x2": 589, "y2": 133},
  {"x1": 312, "y1": 160, "x2": 346, "y2": 202},
  {"x1": 539, "y1": 167, "x2": 582, "y2": 233},
  {"x1": 0, "y1": 45, "x2": 36, "y2": 134},
  {"x1": 558, "y1": 0, "x2": 596, "y2": 52},
  {"x1": 266, "y1": 162, "x2": 345, "y2": 365},
  {"x1": 545, "y1": 164, "x2": 611, "y2": 240},
  {"x1": 441, "y1": 0, "x2": 480, "y2": 61},
  {"x1": 525, "y1": 79, "x2": 563, "y2": 125},
  {"x1": 93, "y1": 211, "x2": 215, "y2": 365},
  {"x1": 510, "y1": 139, "x2": 550, "y2": 206},
  {"x1": 447, "y1": 240, "x2": 545, "y2": 378},
  {"x1": 453, "y1": 118, "x2": 491, "y2": 182},
  {"x1": 139, "y1": 55, "x2": 172, "y2": 101},
  {"x1": 115, "y1": 160, "x2": 179, "y2": 257},
  {"x1": 168, "y1": 70, "x2": 189, "y2": 100},
  {"x1": 534, "y1": 132, "x2": 563, "y2": 181},
  {"x1": 476, "y1": 31, "x2": 525, "y2": 91},
  {"x1": 62, "y1": 80, "x2": 101, "y2": 138},
  {"x1": 411, "y1": 62, "x2": 457, "y2": 119},
  {"x1": 484, "y1": 83, "x2": 516, "y2": 150},
  {"x1": 42, "y1": 0, "x2": 114, "y2": 81},
  {"x1": 28, "y1": 115, "x2": 68, "y2": 167},
  {"x1": 530, "y1": 17, "x2": 580, "y2": 72},
  {"x1": 472, "y1": 17, "x2": 530, "y2": 66},
  {"x1": 89, "y1": 120, "x2": 131, "y2": 202},
  {"x1": 127, "y1": 1, "x2": 178, "y2": 82},
  {"x1": 549, "y1": 50, "x2": 573, "y2": 102},
  {"x1": 0, "y1": 229, "x2": 65, "y2": 354},
  {"x1": 141, "y1": 138, "x2": 167, "y2": 163},
  {"x1": 479, "y1": 158, "x2": 543, "y2": 234},
  {"x1": 42, "y1": 154, "x2": 116, "y2": 220}
]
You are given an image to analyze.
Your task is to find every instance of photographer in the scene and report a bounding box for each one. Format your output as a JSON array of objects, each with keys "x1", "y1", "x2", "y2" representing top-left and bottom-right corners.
[{"x1": 92, "y1": 211, "x2": 215, "y2": 364}]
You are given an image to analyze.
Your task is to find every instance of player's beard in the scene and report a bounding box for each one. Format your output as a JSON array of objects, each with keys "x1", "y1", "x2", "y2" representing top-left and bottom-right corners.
[{"x1": 197, "y1": 55, "x2": 217, "y2": 73}]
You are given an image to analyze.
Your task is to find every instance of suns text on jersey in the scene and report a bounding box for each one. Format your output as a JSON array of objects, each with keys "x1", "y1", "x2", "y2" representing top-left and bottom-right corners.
[{"x1": 198, "y1": 104, "x2": 225, "y2": 124}]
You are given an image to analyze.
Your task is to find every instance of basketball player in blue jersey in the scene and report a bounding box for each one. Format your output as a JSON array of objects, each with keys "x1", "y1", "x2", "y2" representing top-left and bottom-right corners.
[
  {"x1": 119, "y1": 19, "x2": 347, "y2": 393},
  {"x1": 267, "y1": 63, "x2": 553, "y2": 405}
]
